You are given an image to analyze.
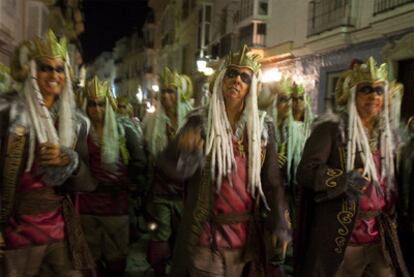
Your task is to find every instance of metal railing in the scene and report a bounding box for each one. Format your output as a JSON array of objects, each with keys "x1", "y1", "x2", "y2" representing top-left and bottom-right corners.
[
  {"x1": 307, "y1": 0, "x2": 354, "y2": 37},
  {"x1": 374, "y1": 0, "x2": 414, "y2": 15}
]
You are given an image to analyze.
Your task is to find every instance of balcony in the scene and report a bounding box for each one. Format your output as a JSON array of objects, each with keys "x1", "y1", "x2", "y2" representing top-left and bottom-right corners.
[
  {"x1": 307, "y1": 0, "x2": 354, "y2": 37},
  {"x1": 374, "y1": 0, "x2": 414, "y2": 15}
]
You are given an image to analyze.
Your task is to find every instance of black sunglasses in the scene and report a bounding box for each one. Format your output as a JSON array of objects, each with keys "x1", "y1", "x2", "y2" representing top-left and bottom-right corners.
[
  {"x1": 278, "y1": 96, "x2": 291, "y2": 103},
  {"x1": 87, "y1": 101, "x2": 106, "y2": 108},
  {"x1": 225, "y1": 68, "x2": 252, "y2": 85},
  {"x1": 292, "y1": 96, "x2": 304, "y2": 101},
  {"x1": 357, "y1": 85, "x2": 385, "y2": 96},
  {"x1": 38, "y1": 64, "x2": 65, "y2": 74}
]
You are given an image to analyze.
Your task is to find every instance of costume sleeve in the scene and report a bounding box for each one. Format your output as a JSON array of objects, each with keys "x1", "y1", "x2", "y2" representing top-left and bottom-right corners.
[
  {"x1": 296, "y1": 121, "x2": 348, "y2": 200},
  {"x1": 124, "y1": 119, "x2": 148, "y2": 193},
  {"x1": 157, "y1": 114, "x2": 205, "y2": 183}
]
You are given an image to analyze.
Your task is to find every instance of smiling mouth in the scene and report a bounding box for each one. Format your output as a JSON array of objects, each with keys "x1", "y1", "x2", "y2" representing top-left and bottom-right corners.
[{"x1": 46, "y1": 81, "x2": 60, "y2": 88}]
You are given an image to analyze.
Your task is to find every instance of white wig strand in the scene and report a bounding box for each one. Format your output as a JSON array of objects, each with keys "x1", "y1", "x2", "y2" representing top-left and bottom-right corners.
[
  {"x1": 346, "y1": 86, "x2": 381, "y2": 193},
  {"x1": 246, "y1": 74, "x2": 268, "y2": 208},
  {"x1": 101, "y1": 98, "x2": 120, "y2": 165},
  {"x1": 25, "y1": 59, "x2": 75, "y2": 170},
  {"x1": 381, "y1": 82, "x2": 396, "y2": 196},
  {"x1": 58, "y1": 60, "x2": 76, "y2": 148},
  {"x1": 205, "y1": 69, "x2": 235, "y2": 192},
  {"x1": 206, "y1": 69, "x2": 268, "y2": 208}
]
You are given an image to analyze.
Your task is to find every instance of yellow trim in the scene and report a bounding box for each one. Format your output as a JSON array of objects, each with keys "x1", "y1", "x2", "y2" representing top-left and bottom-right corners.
[
  {"x1": 334, "y1": 200, "x2": 356, "y2": 254},
  {"x1": 325, "y1": 168, "x2": 343, "y2": 188}
]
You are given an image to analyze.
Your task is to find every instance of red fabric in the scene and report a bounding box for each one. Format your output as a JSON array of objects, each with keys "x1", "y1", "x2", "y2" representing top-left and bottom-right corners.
[
  {"x1": 87, "y1": 135, "x2": 128, "y2": 184},
  {"x1": 199, "y1": 139, "x2": 253, "y2": 249},
  {"x1": 77, "y1": 191, "x2": 129, "y2": 215},
  {"x1": 4, "y1": 170, "x2": 65, "y2": 249},
  {"x1": 147, "y1": 240, "x2": 171, "y2": 274},
  {"x1": 349, "y1": 151, "x2": 388, "y2": 245},
  {"x1": 77, "y1": 136, "x2": 129, "y2": 216}
]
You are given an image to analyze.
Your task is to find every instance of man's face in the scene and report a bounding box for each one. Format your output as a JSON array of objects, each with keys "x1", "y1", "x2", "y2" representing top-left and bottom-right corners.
[
  {"x1": 277, "y1": 91, "x2": 291, "y2": 120},
  {"x1": 222, "y1": 66, "x2": 253, "y2": 105},
  {"x1": 36, "y1": 57, "x2": 66, "y2": 97},
  {"x1": 118, "y1": 103, "x2": 130, "y2": 116},
  {"x1": 160, "y1": 85, "x2": 177, "y2": 114},
  {"x1": 291, "y1": 91, "x2": 305, "y2": 119},
  {"x1": 355, "y1": 81, "x2": 384, "y2": 120},
  {"x1": 87, "y1": 97, "x2": 106, "y2": 123}
]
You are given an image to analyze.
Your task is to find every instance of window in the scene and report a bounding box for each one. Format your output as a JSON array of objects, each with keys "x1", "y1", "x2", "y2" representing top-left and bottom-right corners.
[{"x1": 258, "y1": 0, "x2": 268, "y2": 15}]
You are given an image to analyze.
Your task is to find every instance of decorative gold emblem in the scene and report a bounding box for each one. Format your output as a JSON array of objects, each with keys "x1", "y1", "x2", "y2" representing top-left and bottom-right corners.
[
  {"x1": 334, "y1": 199, "x2": 356, "y2": 254},
  {"x1": 325, "y1": 168, "x2": 343, "y2": 188}
]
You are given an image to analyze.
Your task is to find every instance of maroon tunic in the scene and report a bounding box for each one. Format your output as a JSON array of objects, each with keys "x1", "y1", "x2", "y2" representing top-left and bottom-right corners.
[
  {"x1": 4, "y1": 166, "x2": 65, "y2": 249},
  {"x1": 77, "y1": 136, "x2": 129, "y2": 216},
  {"x1": 199, "y1": 139, "x2": 253, "y2": 249}
]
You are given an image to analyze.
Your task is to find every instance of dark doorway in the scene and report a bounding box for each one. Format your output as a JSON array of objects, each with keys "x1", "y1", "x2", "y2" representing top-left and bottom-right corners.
[{"x1": 398, "y1": 58, "x2": 414, "y2": 123}]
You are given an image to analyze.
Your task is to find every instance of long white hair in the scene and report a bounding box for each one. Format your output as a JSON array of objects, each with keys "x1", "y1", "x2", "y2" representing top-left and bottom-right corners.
[
  {"x1": 205, "y1": 67, "x2": 268, "y2": 208},
  {"x1": 24, "y1": 57, "x2": 76, "y2": 171}
]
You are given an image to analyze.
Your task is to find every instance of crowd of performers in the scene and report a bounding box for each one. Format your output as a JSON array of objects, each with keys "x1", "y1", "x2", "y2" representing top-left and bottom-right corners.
[{"x1": 0, "y1": 30, "x2": 414, "y2": 277}]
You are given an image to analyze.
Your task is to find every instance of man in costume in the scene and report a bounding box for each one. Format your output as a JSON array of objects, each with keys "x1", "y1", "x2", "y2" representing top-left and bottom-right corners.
[
  {"x1": 0, "y1": 30, "x2": 95, "y2": 276},
  {"x1": 143, "y1": 67, "x2": 193, "y2": 275},
  {"x1": 295, "y1": 57, "x2": 408, "y2": 277},
  {"x1": 265, "y1": 79, "x2": 313, "y2": 276},
  {"x1": 78, "y1": 77, "x2": 147, "y2": 276},
  {"x1": 155, "y1": 45, "x2": 290, "y2": 276}
]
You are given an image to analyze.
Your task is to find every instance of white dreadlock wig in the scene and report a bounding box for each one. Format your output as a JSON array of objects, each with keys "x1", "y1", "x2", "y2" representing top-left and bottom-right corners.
[
  {"x1": 24, "y1": 58, "x2": 76, "y2": 171},
  {"x1": 345, "y1": 79, "x2": 396, "y2": 197},
  {"x1": 205, "y1": 67, "x2": 268, "y2": 208}
]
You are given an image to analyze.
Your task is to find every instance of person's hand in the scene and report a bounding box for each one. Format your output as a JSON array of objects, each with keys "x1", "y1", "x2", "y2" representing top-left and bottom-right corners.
[
  {"x1": 0, "y1": 232, "x2": 5, "y2": 259},
  {"x1": 39, "y1": 143, "x2": 70, "y2": 167},
  {"x1": 177, "y1": 126, "x2": 204, "y2": 153}
]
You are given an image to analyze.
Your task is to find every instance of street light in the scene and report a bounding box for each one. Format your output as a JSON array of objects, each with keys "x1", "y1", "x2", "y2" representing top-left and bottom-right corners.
[
  {"x1": 196, "y1": 57, "x2": 207, "y2": 72},
  {"x1": 152, "y1": 84, "x2": 159, "y2": 92},
  {"x1": 262, "y1": 68, "x2": 282, "y2": 83}
]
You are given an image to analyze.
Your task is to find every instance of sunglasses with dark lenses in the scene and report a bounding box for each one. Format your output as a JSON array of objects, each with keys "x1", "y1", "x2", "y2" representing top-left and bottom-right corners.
[
  {"x1": 38, "y1": 64, "x2": 65, "y2": 74},
  {"x1": 225, "y1": 68, "x2": 252, "y2": 85},
  {"x1": 357, "y1": 85, "x2": 385, "y2": 96},
  {"x1": 292, "y1": 96, "x2": 304, "y2": 101},
  {"x1": 278, "y1": 96, "x2": 291, "y2": 103},
  {"x1": 161, "y1": 88, "x2": 176, "y2": 94},
  {"x1": 87, "y1": 101, "x2": 106, "y2": 108}
]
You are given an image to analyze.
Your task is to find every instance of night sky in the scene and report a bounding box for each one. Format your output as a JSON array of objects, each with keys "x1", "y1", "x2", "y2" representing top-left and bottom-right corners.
[{"x1": 80, "y1": 0, "x2": 149, "y2": 63}]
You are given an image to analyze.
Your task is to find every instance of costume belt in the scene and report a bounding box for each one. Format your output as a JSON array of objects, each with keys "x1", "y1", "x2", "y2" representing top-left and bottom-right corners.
[
  {"x1": 211, "y1": 212, "x2": 251, "y2": 225},
  {"x1": 16, "y1": 187, "x2": 62, "y2": 215},
  {"x1": 357, "y1": 210, "x2": 382, "y2": 220}
]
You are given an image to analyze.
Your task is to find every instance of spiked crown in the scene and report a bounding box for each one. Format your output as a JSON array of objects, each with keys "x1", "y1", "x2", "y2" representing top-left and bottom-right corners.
[
  {"x1": 336, "y1": 57, "x2": 389, "y2": 106},
  {"x1": 86, "y1": 76, "x2": 111, "y2": 98},
  {"x1": 29, "y1": 29, "x2": 68, "y2": 60},
  {"x1": 160, "y1": 67, "x2": 181, "y2": 89},
  {"x1": 225, "y1": 45, "x2": 261, "y2": 73},
  {"x1": 291, "y1": 82, "x2": 305, "y2": 95}
]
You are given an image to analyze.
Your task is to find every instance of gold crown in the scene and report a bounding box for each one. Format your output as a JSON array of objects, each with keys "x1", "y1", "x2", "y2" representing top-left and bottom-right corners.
[
  {"x1": 225, "y1": 45, "x2": 261, "y2": 73},
  {"x1": 291, "y1": 82, "x2": 305, "y2": 95},
  {"x1": 336, "y1": 57, "x2": 389, "y2": 106},
  {"x1": 29, "y1": 29, "x2": 68, "y2": 60},
  {"x1": 160, "y1": 67, "x2": 181, "y2": 89},
  {"x1": 85, "y1": 76, "x2": 111, "y2": 98},
  {"x1": 268, "y1": 77, "x2": 293, "y2": 96}
]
